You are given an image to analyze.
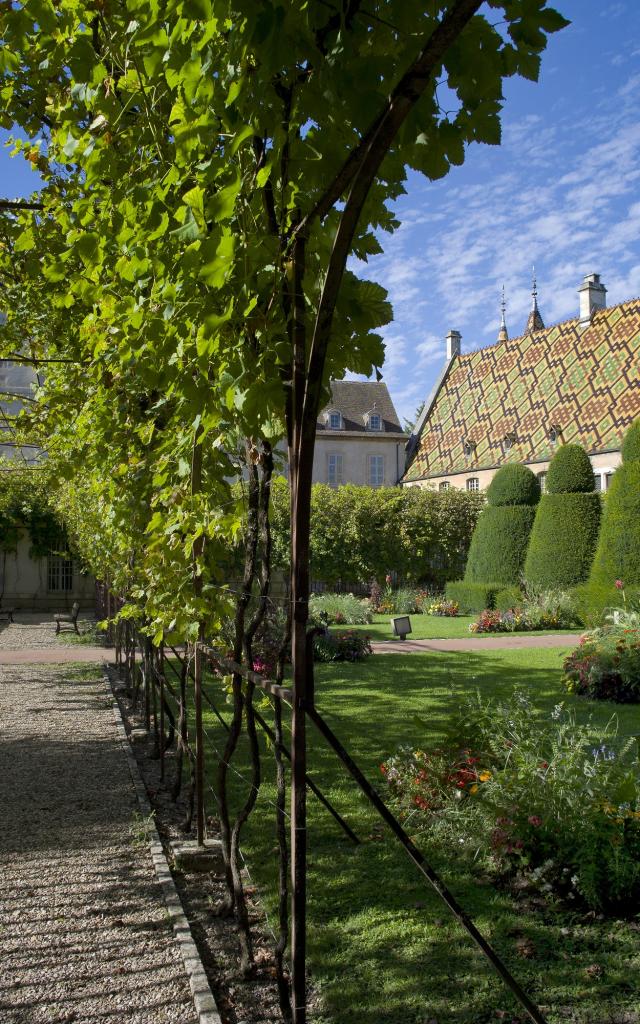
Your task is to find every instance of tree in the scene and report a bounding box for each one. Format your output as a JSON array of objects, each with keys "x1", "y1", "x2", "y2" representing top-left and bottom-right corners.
[
  {"x1": 524, "y1": 444, "x2": 600, "y2": 589},
  {"x1": 0, "y1": 2, "x2": 568, "y2": 1018},
  {"x1": 464, "y1": 464, "x2": 541, "y2": 585}
]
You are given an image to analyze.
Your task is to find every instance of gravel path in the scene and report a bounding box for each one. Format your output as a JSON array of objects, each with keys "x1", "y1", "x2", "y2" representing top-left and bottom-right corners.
[
  {"x1": 372, "y1": 632, "x2": 582, "y2": 653},
  {"x1": 0, "y1": 663, "x2": 199, "y2": 1024}
]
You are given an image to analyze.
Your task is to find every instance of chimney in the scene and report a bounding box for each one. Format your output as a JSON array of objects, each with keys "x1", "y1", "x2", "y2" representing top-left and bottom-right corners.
[
  {"x1": 446, "y1": 329, "x2": 461, "y2": 360},
  {"x1": 578, "y1": 273, "x2": 607, "y2": 324}
]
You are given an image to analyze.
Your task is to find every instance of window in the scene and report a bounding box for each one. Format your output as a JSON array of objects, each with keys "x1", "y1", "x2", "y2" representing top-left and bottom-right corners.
[
  {"x1": 604, "y1": 471, "x2": 614, "y2": 492},
  {"x1": 549, "y1": 425, "x2": 561, "y2": 444},
  {"x1": 503, "y1": 432, "x2": 516, "y2": 453},
  {"x1": 329, "y1": 411, "x2": 342, "y2": 430},
  {"x1": 368, "y1": 413, "x2": 381, "y2": 431},
  {"x1": 463, "y1": 439, "x2": 476, "y2": 458},
  {"x1": 48, "y1": 554, "x2": 73, "y2": 592},
  {"x1": 327, "y1": 453, "x2": 343, "y2": 486},
  {"x1": 368, "y1": 455, "x2": 384, "y2": 487},
  {"x1": 439, "y1": 481, "x2": 450, "y2": 492},
  {"x1": 466, "y1": 477, "x2": 479, "y2": 492},
  {"x1": 594, "y1": 474, "x2": 602, "y2": 492},
  {"x1": 537, "y1": 471, "x2": 547, "y2": 494}
]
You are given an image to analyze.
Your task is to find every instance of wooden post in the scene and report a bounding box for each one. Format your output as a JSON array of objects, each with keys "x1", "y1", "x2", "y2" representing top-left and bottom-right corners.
[{"x1": 194, "y1": 637, "x2": 205, "y2": 846}]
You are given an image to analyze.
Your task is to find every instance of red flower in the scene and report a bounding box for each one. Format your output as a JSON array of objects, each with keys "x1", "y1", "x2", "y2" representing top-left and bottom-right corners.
[
  {"x1": 528, "y1": 815, "x2": 543, "y2": 827},
  {"x1": 615, "y1": 579, "x2": 624, "y2": 590}
]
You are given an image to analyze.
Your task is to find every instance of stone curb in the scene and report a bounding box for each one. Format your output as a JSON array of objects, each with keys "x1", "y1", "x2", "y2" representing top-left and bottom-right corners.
[{"x1": 104, "y1": 665, "x2": 223, "y2": 1024}]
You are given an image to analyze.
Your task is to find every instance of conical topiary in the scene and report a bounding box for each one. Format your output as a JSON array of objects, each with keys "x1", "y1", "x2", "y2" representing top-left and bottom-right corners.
[
  {"x1": 464, "y1": 464, "x2": 540, "y2": 585},
  {"x1": 590, "y1": 420, "x2": 640, "y2": 588},
  {"x1": 524, "y1": 444, "x2": 601, "y2": 589}
]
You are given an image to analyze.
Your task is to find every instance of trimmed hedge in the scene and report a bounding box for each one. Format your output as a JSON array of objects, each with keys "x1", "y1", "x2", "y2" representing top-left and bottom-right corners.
[
  {"x1": 465, "y1": 505, "x2": 537, "y2": 584},
  {"x1": 573, "y1": 583, "x2": 640, "y2": 628},
  {"x1": 494, "y1": 585, "x2": 523, "y2": 611},
  {"x1": 546, "y1": 444, "x2": 595, "y2": 494},
  {"x1": 464, "y1": 464, "x2": 540, "y2": 586},
  {"x1": 524, "y1": 492, "x2": 601, "y2": 589},
  {"x1": 445, "y1": 580, "x2": 499, "y2": 613},
  {"x1": 590, "y1": 461, "x2": 640, "y2": 587},
  {"x1": 590, "y1": 419, "x2": 640, "y2": 589},
  {"x1": 486, "y1": 463, "x2": 541, "y2": 507}
]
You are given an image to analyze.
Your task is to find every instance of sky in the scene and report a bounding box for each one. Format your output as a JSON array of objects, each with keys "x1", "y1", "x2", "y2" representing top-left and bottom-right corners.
[{"x1": 1, "y1": 1, "x2": 639, "y2": 425}]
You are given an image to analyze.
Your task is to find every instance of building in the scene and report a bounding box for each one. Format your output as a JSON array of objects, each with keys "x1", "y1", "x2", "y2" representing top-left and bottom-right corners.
[
  {"x1": 0, "y1": 356, "x2": 95, "y2": 611},
  {"x1": 403, "y1": 273, "x2": 640, "y2": 494},
  {"x1": 313, "y1": 380, "x2": 407, "y2": 486}
]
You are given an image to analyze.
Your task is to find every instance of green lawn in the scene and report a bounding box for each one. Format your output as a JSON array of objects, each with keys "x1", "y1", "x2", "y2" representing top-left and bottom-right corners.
[
  {"x1": 333, "y1": 611, "x2": 580, "y2": 642},
  {"x1": 196, "y1": 647, "x2": 640, "y2": 1024}
]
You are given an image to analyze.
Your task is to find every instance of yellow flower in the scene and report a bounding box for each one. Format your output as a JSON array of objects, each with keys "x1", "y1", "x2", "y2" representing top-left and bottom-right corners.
[
  {"x1": 469, "y1": 784, "x2": 479, "y2": 794},
  {"x1": 479, "y1": 771, "x2": 492, "y2": 782}
]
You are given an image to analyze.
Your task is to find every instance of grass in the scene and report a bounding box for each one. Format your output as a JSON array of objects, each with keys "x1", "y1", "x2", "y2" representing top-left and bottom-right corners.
[
  {"x1": 333, "y1": 611, "x2": 580, "y2": 643},
  {"x1": 194, "y1": 647, "x2": 640, "y2": 1024},
  {"x1": 57, "y1": 620, "x2": 106, "y2": 646}
]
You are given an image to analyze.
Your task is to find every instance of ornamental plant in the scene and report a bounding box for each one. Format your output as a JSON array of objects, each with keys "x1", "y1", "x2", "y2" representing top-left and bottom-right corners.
[
  {"x1": 524, "y1": 444, "x2": 601, "y2": 588},
  {"x1": 312, "y1": 630, "x2": 372, "y2": 663},
  {"x1": 590, "y1": 419, "x2": 640, "y2": 588},
  {"x1": 563, "y1": 625, "x2": 640, "y2": 703},
  {"x1": 428, "y1": 598, "x2": 459, "y2": 617},
  {"x1": 463, "y1": 464, "x2": 541, "y2": 585}
]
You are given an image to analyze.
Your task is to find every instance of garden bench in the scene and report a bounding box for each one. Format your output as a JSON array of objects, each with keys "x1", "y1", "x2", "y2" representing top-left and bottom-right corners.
[
  {"x1": 0, "y1": 608, "x2": 14, "y2": 624},
  {"x1": 54, "y1": 601, "x2": 81, "y2": 635}
]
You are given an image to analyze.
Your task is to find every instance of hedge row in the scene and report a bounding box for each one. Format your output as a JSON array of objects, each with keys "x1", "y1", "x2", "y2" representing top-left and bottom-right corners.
[{"x1": 269, "y1": 480, "x2": 484, "y2": 588}]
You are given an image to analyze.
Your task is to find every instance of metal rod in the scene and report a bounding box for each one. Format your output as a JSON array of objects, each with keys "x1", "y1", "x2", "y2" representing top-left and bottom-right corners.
[{"x1": 306, "y1": 704, "x2": 549, "y2": 1024}]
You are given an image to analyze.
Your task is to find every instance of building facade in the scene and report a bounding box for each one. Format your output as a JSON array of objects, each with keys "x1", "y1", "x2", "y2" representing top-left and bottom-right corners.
[
  {"x1": 313, "y1": 380, "x2": 407, "y2": 487},
  {"x1": 403, "y1": 273, "x2": 640, "y2": 494}
]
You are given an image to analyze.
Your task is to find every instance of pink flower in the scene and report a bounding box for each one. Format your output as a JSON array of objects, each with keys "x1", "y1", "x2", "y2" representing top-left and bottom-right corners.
[
  {"x1": 385, "y1": 574, "x2": 392, "y2": 585},
  {"x1": 528, "y1": 815, "x2": 543, "y2": 827},
  {"x1": 615, "y1": 579, "x2": 624, "y2": 590}
]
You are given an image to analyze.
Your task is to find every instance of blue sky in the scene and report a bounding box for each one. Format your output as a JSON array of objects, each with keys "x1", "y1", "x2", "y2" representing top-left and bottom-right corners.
[{"x1": 2, "y1": 1, "x2": 639, "y2": 425}]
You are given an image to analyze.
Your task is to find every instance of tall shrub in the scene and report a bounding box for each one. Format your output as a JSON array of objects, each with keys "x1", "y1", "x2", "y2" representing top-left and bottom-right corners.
[
  {"x1": 590, "y1": 420, "x2": 640, "y2": 588},
  {"x1": 524, "y1": 444, "x2": 601, "y2": 589},
  {"x1": 464, "y1": 464, "x2": 540, "y2": 585}
]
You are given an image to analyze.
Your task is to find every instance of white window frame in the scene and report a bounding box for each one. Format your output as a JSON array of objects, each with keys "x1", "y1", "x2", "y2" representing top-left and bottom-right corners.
[
  {"x1": 48, "y1": 554, "x2": 74, "y2": 593},
  {"x1": 328, "y1": 410, "x2": 342, "y2": 430},
  {"x1": 466, "y1": 477, "x2": 479, "y2": 492},
  {"x1": 368, "y1": 413, "x2": 382, "y2": 431},
  {"x1": 327, "y1": 452, "x2": 344, "y2": 486},
  {"x1": 368, "y1": 454, "x2": 384, "y2": 487},
  {"x1": 537, "y1": 471, "x2": 547, "y2": 494},
  {"x1": 439, "y1": 481, "x2": 450, "y2": 492}
]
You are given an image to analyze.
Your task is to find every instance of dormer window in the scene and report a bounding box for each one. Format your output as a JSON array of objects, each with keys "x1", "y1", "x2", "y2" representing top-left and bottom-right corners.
[
  {"x1": 328, "y1": 410, "x2": 342, "y2": 430},
  {"x1": 503, "y1": 432, "x2": 516, "y2": 453},
  {"x1": 368, "y1": 413, "x2": 381, "y2": 431},
  {"x1": 548, "y1": 424, "x2": 561, "y2": 444},
  {"x1": 463, "y1": 439, "x2": 476, "y2": 458}
]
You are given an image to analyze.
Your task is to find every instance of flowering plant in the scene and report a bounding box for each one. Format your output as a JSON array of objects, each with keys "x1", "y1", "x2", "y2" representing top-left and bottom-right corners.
[
  {"x1": 563, "y1": 625, "x2": 640, "y2": 703},
  {"x1": 313, "y1": 629, "x2": 373, "y2": 662},
  {"x1": 427, "y1": 598, "x2": 459, "y2": 617}
]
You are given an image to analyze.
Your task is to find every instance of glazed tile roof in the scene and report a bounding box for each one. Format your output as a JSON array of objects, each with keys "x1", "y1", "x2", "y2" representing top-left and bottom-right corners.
[{"x1": 404, "y1": 298, "x2": 640, "y2": 482}]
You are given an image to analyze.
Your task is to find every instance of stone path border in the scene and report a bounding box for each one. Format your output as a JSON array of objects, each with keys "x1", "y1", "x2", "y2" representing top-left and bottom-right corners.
[
  {"x1": 106, "y1": 666, "x2": 223, "y2": 1024},
  {"x1": 372, "y1": 632, "x2": 582, "y2": 654}
]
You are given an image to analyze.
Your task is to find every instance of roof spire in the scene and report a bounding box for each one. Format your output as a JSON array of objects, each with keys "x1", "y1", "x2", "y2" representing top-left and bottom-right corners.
[
  {"x1": 498, "y1": 284, "x2": 508, "y2": 342},
  {"x1": 526, "y1": 266, "x2": 545, "y2": 332}
]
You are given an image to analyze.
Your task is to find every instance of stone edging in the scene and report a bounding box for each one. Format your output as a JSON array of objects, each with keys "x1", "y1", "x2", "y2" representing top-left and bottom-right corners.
[{"x1": 104, "y1": 664, "x2": 223, "y2": 1024}]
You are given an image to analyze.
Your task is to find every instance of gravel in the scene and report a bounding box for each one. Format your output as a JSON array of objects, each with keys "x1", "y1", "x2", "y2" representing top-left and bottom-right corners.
[{"x1": 0, "y1": 663, "x2": 199, "y2": 1024}]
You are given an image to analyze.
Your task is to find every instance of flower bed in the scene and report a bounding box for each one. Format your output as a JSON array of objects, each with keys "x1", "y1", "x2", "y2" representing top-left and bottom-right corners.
[
  {"x1": 313, "y1": 629, "x2": 373, "y2": 662},
  {"x1": 469, "y1": 590, "x2": 578, "y2": 633},
  {"x1": 381, "y1": 691, "x2": 640, "y2": 914},
  {"x1": 427, "y1": 599, "x2": 459, "y2": 617},
  {"x1": 564, "y1": 625, "x2": 640, "y2": 702}
]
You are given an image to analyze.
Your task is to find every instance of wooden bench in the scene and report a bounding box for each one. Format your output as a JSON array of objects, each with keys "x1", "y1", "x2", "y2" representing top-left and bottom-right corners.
[
  {"x1": 54, "y1": 601, "x2": 81, "y2": 635},
  {"x1": 0, "y1": 609, "x2": 14, "y2": 624}
]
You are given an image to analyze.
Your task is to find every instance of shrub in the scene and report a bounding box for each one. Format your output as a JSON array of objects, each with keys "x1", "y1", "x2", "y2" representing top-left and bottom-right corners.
[
  {"x1": 486, "y1": 463, "x2": 541, "y2": 507},
  {"x1": 563, "y1": 626, "x2": 640, "y2": 703},
  {"x1": 427, "y1": 598, "x2": 459, "y2": 617},
  {"x1": 590, "y1": 420, "x2": 640, "y2": 588},
  {"x1": 525, "y1": 445, "x2": 600, "y2": 589},
  {"x1": 572, "y1": 582, "x2": 640, "y2": 628},
  {"x1": 309, "y1": 592, "x2": 372, "y2": 626},
  {"x1": 313, "y1": 630, "x2": 373, "y2": 662},
  {"x1": 470, "y1": 590, "x2": 579, "y2": 633},
  {"x1": 464, "y1": 464, "x2": 540, "y2": 585},
  {"x1": 546, "y1": 443, "x2": 595, "y2": 493},
  {"x1": 381, "y1": 691, "x2": 640, "y2": 914},
  {"x1": 445, "y1": 580, "x2": 499, "y2": 613},
  {"x1": 494, "y1": 585, "x2": 523, "y2": 611}
]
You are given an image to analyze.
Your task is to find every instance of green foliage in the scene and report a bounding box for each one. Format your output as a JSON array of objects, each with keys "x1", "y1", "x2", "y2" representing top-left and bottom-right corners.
[
  {"x1": 270, "y1": 481, "x2": 482, "y2": 588},
  {"x1": 312, "y1": 630, "x2": 372, "y2": 663},
  {"x1": 494, "y1": 585, "x2": 523, "y2": 611},
  {"x1": 590, "y1": 424, "x2": 640, "y2": 590},
  {"x1": 0, "y1": 462, "x2": 70, "y2": 558},
  {"x1": 464, "y1": 505, "x2": 537, "y2": 584},
  {"x1": 444, "y1": 580, "x2": 499, "y2": 613},
  {"x1": 573, "y1": 582, "x2": 640, "y2": 628},
  {"x1": 0, "y1": 0, "x2": 566, "y2": 640},
  {"x1": 309, "y1": 592, "x2": 372, "y2": 626},
  {"x1": 621, "y1": 418, "x2": 640, "y2": 462},
  {"x1": 546, "y1": 444, "x2": 595, "y2": 494},
  {"x1": 524, "y1": 492, "x2": 601, "y2": 588},
  {"x1": 486, "y1": 464, "x2": 541, "y2": 507},
  {"x1": 564, "y1": 626, "x2": 640, "y2": 703}
]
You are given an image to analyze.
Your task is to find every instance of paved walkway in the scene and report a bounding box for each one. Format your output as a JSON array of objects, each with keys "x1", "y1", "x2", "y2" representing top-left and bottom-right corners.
[
  {"x1": 372, "y1": 632, "x2": 582, "y2": 654},
  {"x1": 0, "y1": 614, "x2": 109, "y2": 664},
  {"x1": 0, "y1": 662, "x2": 199, "y2": 1024}
]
